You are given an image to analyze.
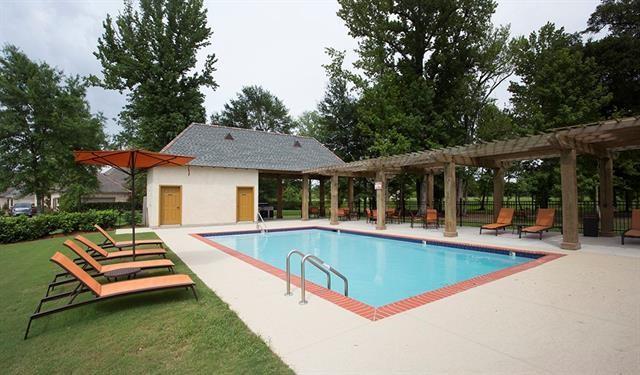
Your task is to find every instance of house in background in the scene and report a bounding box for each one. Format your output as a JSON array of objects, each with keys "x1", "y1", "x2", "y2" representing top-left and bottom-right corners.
[
  {"x1": 1, "y1": 168, "x2": 130, "y2": 211},
  {"x1": 147, "y1": 124, "x2": 343, "y2": 227},
  {"x1": 82, "y1": 168, "x2": 130, "y2": 203}
]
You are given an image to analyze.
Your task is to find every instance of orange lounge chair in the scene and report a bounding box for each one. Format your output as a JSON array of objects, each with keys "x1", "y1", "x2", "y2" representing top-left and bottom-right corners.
[
  {"x1": 480, "y1": 208, "x2": 515, "y2": 235},
  {"x1": 520, "y1": 208, "x2": 556, "y2": 240},
  {"x1": 411, "y1": 209, "x2": 439, "y2": 229},
  {"x1": 622, "y1": 209, "x2": 640, "y2": 245},
  {"x1": 75, "y1": 235, "x2": 167, "y2": 260},
  {"x1": 64, "y1": 240, "x2": 175, "y2": 276},
  {"x1": 337, "y1": 208, "x2": 350, "y2": 221},
  {"x1": 94, "y1": 224, "x2": 164, "y2": 250},
  {"x1": 24, "y1": 251, "x2": 196, "y2": 339}
]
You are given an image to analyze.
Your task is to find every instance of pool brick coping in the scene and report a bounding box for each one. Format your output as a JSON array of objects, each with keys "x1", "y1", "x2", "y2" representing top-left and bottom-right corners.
[{"x1": 191, "y1": 226, "x2": 564, "y2": 321}]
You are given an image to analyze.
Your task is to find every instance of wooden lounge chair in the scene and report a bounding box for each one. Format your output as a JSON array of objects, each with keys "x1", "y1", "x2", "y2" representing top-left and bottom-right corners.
[
  {"x1": 64, "y1": 240, "x2": 175, "y2": 276},
  {"x1": 75, "y1": 235, "x2": 167, "y2": 260},
  {"x1": 337, "y1": 208, "x2": 349, "y2": 221},
  {"x1": 411, "y1": 209, "x2": 438, "y2": 228},
  {"x1": 520, "y1": 208, "x2": 556, "y2": 240},
  {"x1": 622, "y1": 209, "x2": 640, "y2": 245},
  {"x1": 94, "y1": 224, "x2": 164, "y2": 250},
  {"x1": 24, "y1": 251, "x2": 196, "y2": 339},
  {"x1": 480, "y1": 208, "x2": 515, "y2": 235}
]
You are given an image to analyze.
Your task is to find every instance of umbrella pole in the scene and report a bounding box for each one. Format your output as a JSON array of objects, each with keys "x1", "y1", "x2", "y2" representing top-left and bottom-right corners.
[{"x1": 131, "y1": 160, "x2": 136, "y2": 261}]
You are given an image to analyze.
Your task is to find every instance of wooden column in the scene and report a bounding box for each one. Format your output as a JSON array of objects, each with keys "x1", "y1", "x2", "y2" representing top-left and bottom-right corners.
[
  {"x1": 560, "y1": 148, "x2": 581, "y2": 250},
  {"x1": 301, "y1": 174, "x2": 309, "y2": 221},
  {"x1": 347, "y1": 177, "x2": 354, "y2": 214},
  {"x1": 319, "y1": 178, "x2": 325, "y2": 217},
  {"x1": 444, "y1": 160, "x2": 458, "y2": 237},
  {"x1": 376, "y1": 171, "x2": 387, "y2": 230},
  {"x1": 276, "y1": 176, "x2": 284, "y2": 219},
  {"x1": 599, "y1": 156, "x2": 614, "y2": 237},
  {"x1": 427, "y1": 171, "x2": 435, "y2": 209},
  {"x1": 330, "y1": 174, "x2": 339, "y2": 225},
  {"x1": 420, "y1": 174, "x2": 428, "y2": 213},
  {"x1": 493, "y1": 167, "x2": 505, "y2": 221}
]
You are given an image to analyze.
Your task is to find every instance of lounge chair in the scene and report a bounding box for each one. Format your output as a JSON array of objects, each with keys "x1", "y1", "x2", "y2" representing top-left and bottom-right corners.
[
  {"x1": 622, "y1": 209, "x2": 640, "y2": 245},
  {"x1": 64, "y1": 240, "x2": 175, "y2": 276},
  {"x1": 520, "y1": 208, "x2": 556, "y2": 240},
  {"x1": 337, "y1": 208, "x2": 349, "y2": 221},
  {"x1": 309, "y1": 207, "x2": 320, "y2": 218},
  {"x1": 94, "y1": 224, "x2": 164, "y2": 250},
  {"x1": 75, "y1": 235, "x2": 167, "y2": 260},
  {"x1": 411, "y1": 209, "x2": 438, "y2": 229},
  {"x1": 365, "y1": 208, "x2": 377, "y2": 224},
  {"x1": 24, "y1": 251, "x2": 196, "y2": 339},
  {"x1": 480, "y1": 208, "x2": 515, "y2": 235}
]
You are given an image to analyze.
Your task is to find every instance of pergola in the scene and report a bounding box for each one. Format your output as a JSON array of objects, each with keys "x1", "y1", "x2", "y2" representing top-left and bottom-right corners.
[{"x1": 301, "y1": 116, "x2": 640, "y2": 250}]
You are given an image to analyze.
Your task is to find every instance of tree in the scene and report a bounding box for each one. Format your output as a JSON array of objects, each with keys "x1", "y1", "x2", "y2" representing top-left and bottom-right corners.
[
  {"x1": 0, "y1": 45, "x2": 105, "y2": 209},
  {"x1": 94, "y1": 0, "x2": 217, "y2": 150},
  {"x1": 336, "y1": 0, "x2": 501, "y2": 154},
  {"x1": 213, "y1": 85, "x2": 294, "y2": 133},
  {"x1": 508, "y1": 23, "x2": 611, "y2": 205}
]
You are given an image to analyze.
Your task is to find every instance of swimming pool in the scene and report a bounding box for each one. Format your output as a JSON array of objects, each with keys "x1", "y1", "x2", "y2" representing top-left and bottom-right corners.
[{"x1": 195, "y1": 227, "x2": 560, "y2": 320}]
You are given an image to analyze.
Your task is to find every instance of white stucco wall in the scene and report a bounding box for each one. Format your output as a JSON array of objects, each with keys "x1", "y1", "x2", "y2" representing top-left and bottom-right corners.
[{"x1": 146, "y1": 166, "x2": 259, "y2": 227}]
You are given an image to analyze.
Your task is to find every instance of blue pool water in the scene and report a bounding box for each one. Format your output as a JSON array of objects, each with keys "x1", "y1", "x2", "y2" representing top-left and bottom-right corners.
[{"x1": 206, "y1": 229, "x2": 534, "y2": 307}]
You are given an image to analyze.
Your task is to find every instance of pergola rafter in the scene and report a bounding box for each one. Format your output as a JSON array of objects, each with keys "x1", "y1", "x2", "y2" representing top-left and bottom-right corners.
[{"x1": 299, "y1": 116, "x2": 640, "y2": 250}]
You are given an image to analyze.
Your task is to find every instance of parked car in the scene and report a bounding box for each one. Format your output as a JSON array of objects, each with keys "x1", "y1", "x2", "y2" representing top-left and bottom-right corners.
[{"x1": 11, "y1": 202, "x2": 35, "y2": 217}]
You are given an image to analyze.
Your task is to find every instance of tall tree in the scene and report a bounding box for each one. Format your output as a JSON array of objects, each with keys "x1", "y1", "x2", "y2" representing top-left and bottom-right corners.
[
  {"x1": 213, "y1": 85, "x2": 294, "y2": 133},
  {"x1": 0, "y1": 45, "x2": 105, "y2": 208},
  {"x1": 94, "y1": 0, "x2": 217, "y2": 150},
  {"x1": 508, "y1": 23, "x2": 611, "y2": 205},
  {"x1": 337, "y1": 0, "x2": 500, "y2": 155}
]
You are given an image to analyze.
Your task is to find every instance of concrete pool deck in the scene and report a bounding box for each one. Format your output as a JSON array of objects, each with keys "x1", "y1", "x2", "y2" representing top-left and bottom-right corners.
[{"x1": 121, "y1": 220, "x2": 640, "y2": 374}]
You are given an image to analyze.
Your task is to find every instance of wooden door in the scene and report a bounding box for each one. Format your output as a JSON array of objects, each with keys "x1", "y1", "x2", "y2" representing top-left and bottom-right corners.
[
  {"x1": 160, "y1": 186, "x2": 181, "y2": 225},
  {"x1": 236, "y1": 187, "x2": 254, "y2": 222}
]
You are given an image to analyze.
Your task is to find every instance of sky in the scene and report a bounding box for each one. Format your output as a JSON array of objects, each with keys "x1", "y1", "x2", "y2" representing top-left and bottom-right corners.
[{"x1": 0, "y1": 0, "x2": 602, "y2": 136}]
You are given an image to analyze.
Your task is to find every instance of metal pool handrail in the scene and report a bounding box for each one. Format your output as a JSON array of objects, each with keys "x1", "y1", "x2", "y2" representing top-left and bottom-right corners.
[
  {"x1": 256, "y1": 212, "x2": 268, "y2": 233},
  {"x1": 300, "y1": 254, "x2": 349, "y2": 305},
  {"x1": 285, "y1": 249, "x2": 331, "y2": 296}
]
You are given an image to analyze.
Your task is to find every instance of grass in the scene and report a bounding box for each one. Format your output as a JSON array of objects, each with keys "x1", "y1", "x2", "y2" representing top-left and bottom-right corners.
[{"x1": 0, "y1": 231, "x2": 293, "y2": 374}]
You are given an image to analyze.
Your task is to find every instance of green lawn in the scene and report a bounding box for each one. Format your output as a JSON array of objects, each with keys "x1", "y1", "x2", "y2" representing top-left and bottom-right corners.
[{"x1": 0, "y1": 231, "x2": 293, "y2": 374}]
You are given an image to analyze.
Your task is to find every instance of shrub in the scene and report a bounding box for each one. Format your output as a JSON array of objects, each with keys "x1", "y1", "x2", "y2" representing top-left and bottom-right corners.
[{"x1": 0, "y1": 209, "x2": 120, "y2": 244}]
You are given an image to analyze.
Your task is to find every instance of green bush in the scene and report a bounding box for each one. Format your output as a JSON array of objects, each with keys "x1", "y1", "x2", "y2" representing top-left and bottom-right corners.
[{"x1": 0, "y1": 210, "x2": 119, "y2": 244}]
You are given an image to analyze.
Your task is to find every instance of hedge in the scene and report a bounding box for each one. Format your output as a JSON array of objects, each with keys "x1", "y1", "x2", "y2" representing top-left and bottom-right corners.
[
  {"x1": 0, "y1": 210, "x2": 119, "y2": 244},
  {"x1": 67, "y1": 201, "x2": 142, "y2": 212}
]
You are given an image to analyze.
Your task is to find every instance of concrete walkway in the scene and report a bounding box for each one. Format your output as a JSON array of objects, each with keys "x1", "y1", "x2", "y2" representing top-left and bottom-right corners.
[{"x1": 148, "y1": 220, "x2": 639, "y2": 374}]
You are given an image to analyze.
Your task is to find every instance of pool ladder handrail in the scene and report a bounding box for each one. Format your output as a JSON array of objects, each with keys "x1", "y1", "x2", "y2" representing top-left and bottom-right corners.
[
  {"x1": 285, "y1": 249, "x2": 349, "y2": 305},
  {"x1": 256, "y1": 212, "x2": 268, "y2": 233}
]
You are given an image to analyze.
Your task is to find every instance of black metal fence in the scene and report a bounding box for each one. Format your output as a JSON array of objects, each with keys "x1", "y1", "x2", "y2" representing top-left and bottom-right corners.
[{"x1": 266, "y1": 197, "x2": 638, "y2": 234}]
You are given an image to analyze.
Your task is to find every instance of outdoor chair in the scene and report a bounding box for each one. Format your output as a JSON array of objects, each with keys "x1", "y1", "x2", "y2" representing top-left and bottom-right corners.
[
  {"x1": 411, "y1": 209, "x2": 438, "y2": 229},
  {"x1": 621, "y1": 209, "x2": 640, "y2": 245},
  {"x1": 480, "y1": 208, "x2": 515, "y2": 236},
  {"x1": 75, "y1": 235, "x2": 167, "y2": 260},
  {"x1": 24, "y1": 251, "x2": 196, "y2": 339},
  {"x1": 47, "y1": 240, "x2": 176, "y2": 295},
  {"x1": 520, "y1": 208, "x2": 556, "y2": 240},
  {"x1": 365, "y1": 209, "x2": 377, "y2": 224},
  {"x1": 94, "y1": 224, "x2": 164, "y2": 250},
  {"x1": 337, "y1": 208, "x2": 349, "y2": 221},
  {"x1": 309, "y1": 207, "x2": 320, "y2": 218}
]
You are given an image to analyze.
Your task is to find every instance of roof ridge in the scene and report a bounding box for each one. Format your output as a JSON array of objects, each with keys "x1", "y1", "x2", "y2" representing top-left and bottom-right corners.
[{"x1": 190, "y1": 122, "x2": 317, "y2": 140}]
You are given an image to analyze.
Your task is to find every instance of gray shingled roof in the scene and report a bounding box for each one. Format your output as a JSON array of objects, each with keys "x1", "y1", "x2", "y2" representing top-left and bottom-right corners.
[
  {"x1": 98, "y1": 168, "x2": 130, "y2": 193},
  {"x1": 161, "y1": 124, "x2": 344, "y2": 171}
]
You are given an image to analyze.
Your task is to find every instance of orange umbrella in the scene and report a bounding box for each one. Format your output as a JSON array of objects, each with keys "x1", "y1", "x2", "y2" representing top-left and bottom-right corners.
[{"x1": 74, "y1": 150, "x2": 194, "y2": 258}]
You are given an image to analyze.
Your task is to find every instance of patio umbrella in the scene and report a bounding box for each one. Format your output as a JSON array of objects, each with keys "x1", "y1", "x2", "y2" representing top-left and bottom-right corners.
[{"x1": 74, "y1": 149, "x2": 194, "y2": 259}]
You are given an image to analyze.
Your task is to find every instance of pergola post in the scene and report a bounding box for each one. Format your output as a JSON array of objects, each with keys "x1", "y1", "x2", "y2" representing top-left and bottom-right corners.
[
  {"x1": 493, "y1": 167, "x2": 505, "y2": 221},
  {"x1": 420, "y1": 174, "x2": 428, "y2": 213},
  {"x1": 599, "y1": 156, "x2": 614, "y2": 236},
  {"x1": 301, "y1": 174, "x2": 309, "y2": 221},
  {"x1": 347, "y1": 177, "x2": 354, "y2": 214},
  {"x1": 560, "y1": 148, "x2": 581, "y2": 250},
  {"x1": 376, "y1": 171, "x2": 387, "y2": 230},
  {"x1": 444, "y1": 160, "x2": 458, "y2": 237},
  {"x1": 330, "y1": 174, "x2": 339, "y2": 225},
  {"x1": 319, "y1": 178, "x2": 325, "y2": 217},
  {"x1": 276, "y1": 176, "x2": 284, "y2": 219},
  {"x1": 427, "y1": 171, "x2": 435, "y2": 209}
]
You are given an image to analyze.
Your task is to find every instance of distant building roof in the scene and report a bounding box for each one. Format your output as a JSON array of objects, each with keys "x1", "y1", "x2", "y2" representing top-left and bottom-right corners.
[
  {"x1": 98, "y1": 168, "x2": 130, "y2": 194},
  {"x1": 161, "y1": 124, "x2": 344, "y2": 172}
]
